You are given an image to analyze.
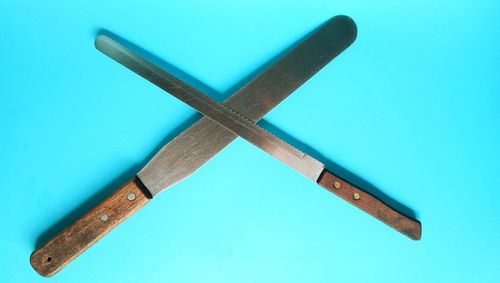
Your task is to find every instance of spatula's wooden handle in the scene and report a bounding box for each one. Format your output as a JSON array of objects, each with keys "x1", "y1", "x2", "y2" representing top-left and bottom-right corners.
[
  {"x1": 30, "y1": 177, "x2": 150, "y2": 277},
  {"x1": 317, "y1": 170, "x2": 421, "y2": 240}
]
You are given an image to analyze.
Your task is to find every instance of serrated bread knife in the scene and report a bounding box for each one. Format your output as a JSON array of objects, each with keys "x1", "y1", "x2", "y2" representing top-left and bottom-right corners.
[
  {"x1": 94, "y1": 25, "x2": 421, "y2": 241},
  {"x1": 31, "y1": 16, "x2": 419, "y2": 277}
]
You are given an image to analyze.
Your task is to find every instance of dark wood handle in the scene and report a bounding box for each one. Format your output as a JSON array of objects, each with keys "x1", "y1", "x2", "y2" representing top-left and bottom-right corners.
[
  {"x1": 317, "y1": 170, "x2": 421, "y2": 240},
  {"x1": 30, "y1": 177, "x2": 150, "y2": 277}
]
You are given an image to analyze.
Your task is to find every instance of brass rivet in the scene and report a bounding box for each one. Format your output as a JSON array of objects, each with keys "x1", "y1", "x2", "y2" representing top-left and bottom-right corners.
[
  {"x1": 353, "y1": 193, "x2": 360, "y2": 200},
  {"x1": 333, "y1": 181, "x2": 341, "y2": 189}
]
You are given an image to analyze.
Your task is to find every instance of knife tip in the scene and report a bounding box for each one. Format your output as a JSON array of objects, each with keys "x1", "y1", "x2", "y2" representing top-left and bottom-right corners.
[{"x1": 94, "y1": 34, "x2": 108, "y2": 50}]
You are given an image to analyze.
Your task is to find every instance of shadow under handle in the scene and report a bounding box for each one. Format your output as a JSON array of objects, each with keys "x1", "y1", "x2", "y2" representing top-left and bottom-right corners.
[
  {"x1": 317, "y1": 169, "x2": 421, "y2": 240},
  {"x1": 30, "y1": 177, "x2": 150, "y2": 277}
]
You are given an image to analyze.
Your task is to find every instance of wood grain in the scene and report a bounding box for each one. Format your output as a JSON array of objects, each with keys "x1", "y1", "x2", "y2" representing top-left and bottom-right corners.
[
  {"x1": 30, "y1": 177, "x2": 150, "y2": 277},
  {"x1": 317, "y1": 170, "x2": 421, "y2": 240}
]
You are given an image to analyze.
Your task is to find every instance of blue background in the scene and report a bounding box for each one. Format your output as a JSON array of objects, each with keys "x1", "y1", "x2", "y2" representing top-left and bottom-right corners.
[{"x1": 1, "y1": 1, "x2": 499, "y2": 282}]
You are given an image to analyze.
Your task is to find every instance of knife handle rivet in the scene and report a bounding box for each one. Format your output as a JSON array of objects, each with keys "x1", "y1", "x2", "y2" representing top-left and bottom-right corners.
[
  {"x1": 333, "y1": 181, "x2": 341, "y2": 189},
  {"x1": 99, "y1": 213, "x2": 109, "y2": 222},
  {"x1": 353, "y1": 193, "x2": 360, "y2": 200},
  {"x1": 127, "y1": 193, "x2": 136, "y2": 201}
]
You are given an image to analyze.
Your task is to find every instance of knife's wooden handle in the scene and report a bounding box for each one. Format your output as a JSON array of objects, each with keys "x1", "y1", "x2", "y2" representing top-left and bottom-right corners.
[
  {"x1": 30, "y1": 177, "x2": 150, "y2": 277},
  {"x1": 317, "y1": 170, "x2": 421, "y2": 240}
]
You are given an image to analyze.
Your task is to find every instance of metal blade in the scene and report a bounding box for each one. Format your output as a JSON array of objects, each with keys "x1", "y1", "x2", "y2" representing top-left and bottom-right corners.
[
  {"x1": 97, "y1": 34, "x2": 327, "y2": 180},
  {"x1": 97, "y1": 16, "x2": 357, "y2": 195}
]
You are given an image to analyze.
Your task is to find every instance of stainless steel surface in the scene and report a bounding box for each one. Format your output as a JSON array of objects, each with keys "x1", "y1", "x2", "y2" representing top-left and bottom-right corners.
[
  {"x1": 97, "y1": 16, "x2": 357, "y2": 195},
  {"x1": 97, "y1": 34, "x2": 326, "y2": 179}
]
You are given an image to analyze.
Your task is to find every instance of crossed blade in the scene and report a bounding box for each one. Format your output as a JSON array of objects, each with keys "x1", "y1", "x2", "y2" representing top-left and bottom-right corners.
[
  {"x1": 133, "y1": 16, "x2": 358, "y2": 195},
  {"x1": 96, "y1": 16, "x2": 420, "y2": 241},
  {"x1": 31, "y1": 15, "x2": 420, "y2": 278}
]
